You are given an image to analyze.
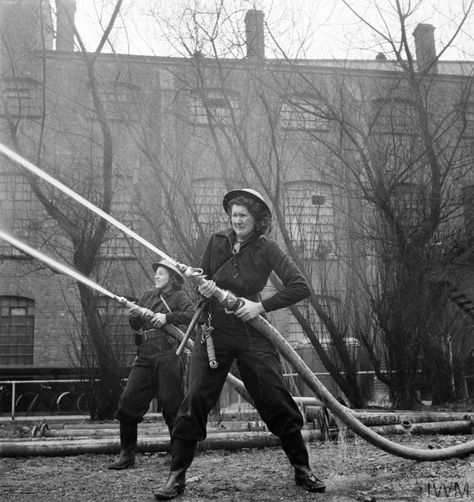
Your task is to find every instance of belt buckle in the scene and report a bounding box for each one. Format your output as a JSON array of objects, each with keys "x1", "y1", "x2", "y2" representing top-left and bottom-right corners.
[{"x1": 143, "y1": 329, "x2": 153, "y2": 342}]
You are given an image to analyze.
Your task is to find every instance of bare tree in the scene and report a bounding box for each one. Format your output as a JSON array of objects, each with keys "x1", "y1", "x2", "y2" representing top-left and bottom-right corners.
[
  {"x1": 0, "y1": 0, "x2": 133, "y2": 418},
  {"x1": 131, "y1": 3, "x2": 367, "y2": 406},
  {"x1": 262, "y1": 0, "x2": 474, "y2": 407},
  {"x1": 128, "y1": 0, "x2": 474, "y2": 409}
]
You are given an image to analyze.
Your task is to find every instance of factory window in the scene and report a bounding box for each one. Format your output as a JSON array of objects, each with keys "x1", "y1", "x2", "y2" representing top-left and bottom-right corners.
[
  {"x1": 462, "y1": 185, "x2": 474, "y2": 239},
  {"x1": 0, "y1": 296, "x2": 34, "y2": 365},
  {"x1": 280, "y1": 94, "x2": 331, "y2": 131},
  {"x1": 390, "y1": 182, "x2": 425, "y2": 229},
  {"x1": 100, "y1": 189, "x2": 139, "y2": 258},
  {"x1": 459, "y1": 102, "x2": 474, "y2": 139},
  {"x1": 2, "y1": 78, "x2": 42, "y2": 118},
  {"x1": 0, "y1": 173, "x2": 37, "y2": 257},
  {"x1": 372, "y1": 98, "x2": 418, "y2": 136},
  {"x1": 284, "y1": 181, "x2": 336, "y2": 260},
  {"x1": 190, "y1": 88, "x2": 239, "y2": 126},
  {"x1": 193, "y1": 178, "x2": 228, "y2": 234},
  {"x1": 80, "y1": 295, "x2": 135, "y2": 368},
  {"x1": 458, "y1": 102, "x2": 474, "y2": 160},
  {"x1": 288, "y1": 295, "x2": 342, "y2": 347}
]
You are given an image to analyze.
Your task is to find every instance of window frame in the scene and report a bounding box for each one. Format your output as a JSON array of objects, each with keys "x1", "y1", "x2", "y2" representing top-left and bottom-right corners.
[
  {"x1": 2, "y1": 77, "x2": 42, "y2": 119},
  {"x1": 280, "y1": 94, "x2": 331, "y2": 132},
  {"x1": 190, "y1": 88, "x2": 240, "y2": 127},
  {"x1": 284, "y1": 180, "x2": 337, "y2": 261},
  {"x1": 0, "y1": 173, "x2": 38, "y2": 257},
  {"x1": 192, "y1": 177, "x2": 228, "y2": 236},
  {"x1": 80, "y1": 295, "x2": 135, "y2": 367},
  {"x1": 371, "y1": 97, "x2": 418, "y2": 136},
  {"x1": 0, "y1": 296, "x2": 35, "y2": 366}
]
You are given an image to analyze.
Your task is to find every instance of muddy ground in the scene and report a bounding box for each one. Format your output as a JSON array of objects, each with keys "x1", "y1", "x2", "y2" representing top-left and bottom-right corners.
[{"x1": 1, "y1": 419, "x2": 474, "y2": 502}]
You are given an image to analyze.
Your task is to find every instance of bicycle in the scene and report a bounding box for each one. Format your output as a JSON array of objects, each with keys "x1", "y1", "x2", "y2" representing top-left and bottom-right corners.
[
  {"x1": 15, "y1": 384, "x2": 55, "y2": 416},
  {"x1": 55, "y1": 390, "x2": 78, "y2": 414},
  {"x1": 76, "y1": 391, "x2": 96, "y2": 416},
  {"x1": 15, "y1": 383, "x2": 76, "y2": 416}
]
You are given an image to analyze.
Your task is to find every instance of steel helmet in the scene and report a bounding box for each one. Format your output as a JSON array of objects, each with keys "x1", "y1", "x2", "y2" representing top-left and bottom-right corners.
[
  {"x1": 152, "y1": 259, "x2": 185, "y2": 284},
  {"x1": 223, "y1": 188, "x2": 272, "y2": 217}
]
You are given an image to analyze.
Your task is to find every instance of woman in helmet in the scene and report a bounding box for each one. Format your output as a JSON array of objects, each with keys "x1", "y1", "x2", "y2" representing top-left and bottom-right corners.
[
  {"x1": 108, "y1": 259, "x2": 195, "y2": 470},
  {"x1": 155, "y1": 189, "x2": 325, "y2": 499}
]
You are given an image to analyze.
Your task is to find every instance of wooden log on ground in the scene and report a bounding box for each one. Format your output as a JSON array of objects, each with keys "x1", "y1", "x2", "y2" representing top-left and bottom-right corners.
[
  {"x1": 305, "y1": 407, "x2": 474, "y2": 426},
  {"x1": 62, "y1": 422, "x2": 157, "y2": 430},
  {"x1": 0, "y1": 429, "x2": 322, "y2": 457},
  {"x1": 43, "y1": 423, "x2": 266, "y2": 438},
  {"x1": 352, "y1": 411, "x2": 474, "y2": 427},
  {"x1": 367, "y1": 420, "x2": 474, "y2": 436}
]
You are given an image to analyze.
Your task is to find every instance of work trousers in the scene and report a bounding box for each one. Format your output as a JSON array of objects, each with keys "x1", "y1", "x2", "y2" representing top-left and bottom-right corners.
[
  {"x1": 172, "y1": 312, "x2": 303, "y2": 442},
  {"x1": 115, "y1": 336, "x2": 184, "y2": 434}
]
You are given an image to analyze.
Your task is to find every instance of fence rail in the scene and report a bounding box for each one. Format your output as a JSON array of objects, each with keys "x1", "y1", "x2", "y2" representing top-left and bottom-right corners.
[{"x1": 0, "y1": 379, "x2": 96, "y2": 420}]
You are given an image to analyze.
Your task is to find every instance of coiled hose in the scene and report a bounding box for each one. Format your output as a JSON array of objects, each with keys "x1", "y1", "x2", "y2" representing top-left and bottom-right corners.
[{"x1": 251, "y1": 315, "x2": 474, "y2": 461}]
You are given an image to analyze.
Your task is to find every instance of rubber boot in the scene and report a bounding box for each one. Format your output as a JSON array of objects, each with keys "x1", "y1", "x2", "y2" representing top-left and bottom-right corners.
[
  {"x1": 280, "y1": 430, "x2": 326, "y2": 493},
  {"x1": 154, "y1": 438, "x2": 197, "y2": 500},
  {"x1": 108, "y1": 421, "x2": 137, "y2": 470}
]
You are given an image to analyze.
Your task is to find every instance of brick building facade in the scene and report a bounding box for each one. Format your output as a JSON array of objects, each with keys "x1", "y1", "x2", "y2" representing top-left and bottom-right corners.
[{"x1": 1, "y1": 1, "x2": 474, "y2": 406}]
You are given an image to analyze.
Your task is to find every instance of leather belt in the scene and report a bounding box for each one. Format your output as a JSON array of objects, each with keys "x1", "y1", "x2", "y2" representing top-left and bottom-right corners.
[{"x1": 142, "y1": 329, "x2": 166, "y2": 342}]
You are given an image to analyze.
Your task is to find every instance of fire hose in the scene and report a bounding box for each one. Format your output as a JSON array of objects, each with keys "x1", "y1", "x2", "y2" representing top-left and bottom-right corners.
[
  {"x1": 0, "y1": 229, "x2": 250, "y2": 404},
  {"x1": 1, "y1": 142, "x2": 474, "y2": 461},
  {"x1": 171, "y1": 272, "x2": 474, "y2": 460}
]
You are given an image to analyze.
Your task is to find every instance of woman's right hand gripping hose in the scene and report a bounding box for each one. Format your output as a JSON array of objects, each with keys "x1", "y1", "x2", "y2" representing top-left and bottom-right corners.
[{"x1": 198, "y1": 279, "x2": 217, "y2": 298}]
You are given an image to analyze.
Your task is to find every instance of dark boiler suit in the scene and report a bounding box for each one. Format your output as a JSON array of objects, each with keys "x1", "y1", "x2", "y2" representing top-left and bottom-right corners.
[
  {"x1": 172, "y1": 229, "x2": 311, "y2": 441},
  {"x1": 115, "y1": 288, "x2": 194, "y2": 433}
]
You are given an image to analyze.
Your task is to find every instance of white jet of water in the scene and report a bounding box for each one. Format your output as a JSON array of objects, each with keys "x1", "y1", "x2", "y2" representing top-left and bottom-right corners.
[
  {"x1": 0, "y1": 228, "x2": 115, "y2": 299},
  {"x1": 0, "y1": 142, "x2": 174, "y2": 264}
]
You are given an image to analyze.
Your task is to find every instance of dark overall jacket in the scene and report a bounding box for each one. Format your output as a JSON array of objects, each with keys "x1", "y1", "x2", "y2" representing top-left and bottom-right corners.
[
  {"x1": 115, "y1": 288, "x2": 194, "y2": 431},
  {"x1": 129, "y1": 288, "x2": 195, "y2": 333},
  {"x1": 172, "y1": 229, "x2": 311, "y2": 442},
  {"x1": 202, "y1": 229, "x2": 310, "y2": 311}
]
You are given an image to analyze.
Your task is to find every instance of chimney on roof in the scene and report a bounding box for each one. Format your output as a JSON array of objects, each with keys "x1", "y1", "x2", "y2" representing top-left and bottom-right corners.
[
  {"x1": 0, "y1": 0, "x2": 53, "y2": 58},
  {"x1": 56, "y1": 0, "x2": 76, "y2": 51},
  {"x1": 413, "y1": 23, "x2": 437, "y2": 74},
  {"x1": 244, "y1": 10, "x2": 265, "y2": 60}
]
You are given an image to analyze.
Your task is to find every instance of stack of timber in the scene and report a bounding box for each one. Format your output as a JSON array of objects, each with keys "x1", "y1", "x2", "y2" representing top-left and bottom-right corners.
[
  {"x1": 0, "y1": 418, "x2": 325, "y2": 457},
  {"x1": 1, "y1": 407, "x2": 473, "y2": 457},
  {"x1": 305, "y1": 406, "x2": 474, "y2": 437}
]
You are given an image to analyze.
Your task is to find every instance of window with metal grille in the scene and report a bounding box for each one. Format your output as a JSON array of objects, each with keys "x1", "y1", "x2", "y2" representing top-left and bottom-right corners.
[
  {"x1": 312, "y1": 295, "x2": 342, "y2": 348},
  {"x1": 0, "y1": 173, "x2": 37, "y2": 256},
  {"x1": 101, "y1": 190, "x2": 139, "y2": 258},
  {"x1": 464, "y1": 109, "x2": 474, "y2": 139},
  {"x1": 0, "y1": 296, "x2": 34, "y2": 365},
  {"x1": 390, "y1": 182, "x2": 425, "y2": 229},
  {"x1": 372, "y1": 98, "x2": 418, "y2": 136},
  {"x1": 2, "y1": 78, "x2": 41, "y2": 118},
  {"x1": 462, "y1": 185, "x2": 474, "y2": 239},
  {"x1": 457, "y1": 101, "x2": 474, "y2": 139},
  {"x1": 101, "y1": 83, "x2": 140, "y2": 123},
  {"x1": 193, "y1": 178, "x2": 228, "y2": 235},
  {"x1": 288, "y1": 295, "x2": 342, "y2": 347},
  {"x1": 80, "y1": 295, "x2": 135, "y2": 367},
  {"x1": 284, "y1": 181, "x2": 336, "y2": 260},
  {"x1": 190, "y1": 89, "x2": 239, "y2": 126},
  {"x1": 280, "y1": 95, "x2": 331, "y2": 131},
  {"x1": 459, "y1": 103, "x2": 474, "y2": 160}
]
